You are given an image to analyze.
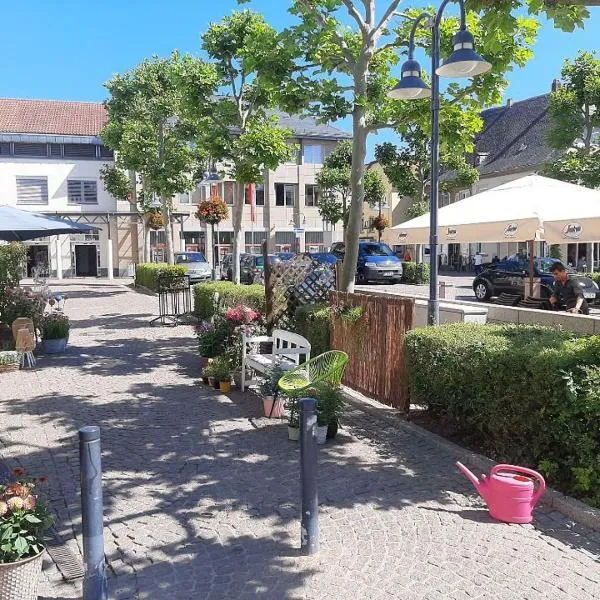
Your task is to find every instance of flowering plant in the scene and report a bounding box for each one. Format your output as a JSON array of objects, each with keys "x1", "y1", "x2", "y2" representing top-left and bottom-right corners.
[
  {"x1": 224, "y1": 305, "x2": 261, "y2": 326},
  {"x1": 196, "y1": 196, "x2": 229, "y2": 225},
  {"x1": 40, "y1": 313, "x2": 70, "y2": 340},
  {"x1": 145, "y1": 210, "x2": 164, "y2": 230},
  {"x1": 372, "y1": 215, "x2": 389, "y2": 231},
  {"x1": 0, "y1": 469, "x2": 54, "y2": 563}
]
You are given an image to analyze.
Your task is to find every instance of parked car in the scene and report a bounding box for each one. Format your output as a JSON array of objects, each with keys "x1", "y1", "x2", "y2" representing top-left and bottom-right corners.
[
  {"x1": 174, "y1": 251, "x2": 212, "y2": 283},
  {"x1": 276, "y1": 252, "x2": 295, "y2": 262},
  {"x1": 331, "y1": 241, "x2": 403, "y2": 284},
  {"x1": 304, "y1": 252, "x2": 338, "y2": 265},
  {"x1": 249, "y1": 254, "x2": 283, "y2": 285},
  {"x1": 472, "y1": 258, "x2": 600, "y2": 302},
  {"x1": 220, "y1": 253, "x2": 233, "y2": 280}
]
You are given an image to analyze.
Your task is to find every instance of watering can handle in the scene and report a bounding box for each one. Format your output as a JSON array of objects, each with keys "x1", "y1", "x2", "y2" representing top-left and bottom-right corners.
[{"x1": 491, "y1": 464, "x2": 546, "y2": 505}]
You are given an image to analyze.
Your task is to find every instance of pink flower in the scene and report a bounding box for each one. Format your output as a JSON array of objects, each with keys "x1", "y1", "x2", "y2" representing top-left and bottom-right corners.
[
  {"x1": 224, "y1": 305, "x2": 261, "y2": 325},
  {"x1": 0, "y1": 501, "x2": 8, "y2": 517},
  {"x1": 23, "y1": 495, "x2": 36, "y2": 510},
  {"x1": 6, "y1": 496, "x2": 24, "y2": 511}
]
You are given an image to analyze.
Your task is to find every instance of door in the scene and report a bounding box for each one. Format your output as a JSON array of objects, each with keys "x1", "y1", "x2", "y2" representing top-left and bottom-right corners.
[
  {"x1": 492, "y1": 262, "x2": 519, "y2": 294},
  {"x1": 74, "y1": 245, "x2": 98, "y2": 277},
  {"x1": 26, "y1": 245, "x2": 49, "y2": 277}
]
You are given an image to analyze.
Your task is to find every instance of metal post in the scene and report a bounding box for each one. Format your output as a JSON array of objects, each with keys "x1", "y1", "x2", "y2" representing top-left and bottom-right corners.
[
  {"x1": 300, "y1": 398, "x2": 319, "y2": 555},
  {"x1": 79, "y1": 426, "x2": 107, "y2": 600},
  {"x1": 428, "y1": 17, "x2": 441, "y2": 326}
]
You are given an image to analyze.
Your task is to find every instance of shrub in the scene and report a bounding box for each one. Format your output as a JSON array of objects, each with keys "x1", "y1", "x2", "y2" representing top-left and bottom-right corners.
[
  {"x1": 40, "y1": 313, "x2": 70, "y2": 340},
  {"x1": 0, "y1": 243, "x2": 26, "y2": 291},
  {"x1": 406, "y1": 323, "x2": 600, "y2": 505},
  {"x1": 193, "y1": 281, "x2": 265, "y2": 319},
  {"x1": 294, "y1": 304, "x2": 331, "y2": 358},
  {"x1": 135, "y1": 263, "x2": 187, "y2": 291},
  {"x1": 401, "y1": 261, "x2": 430, "y2": 284},
  {"x1": 195, "y1": 319, "x2": 230, "y2": 358},
  {"x1": 0, "y1": 287, "x2": 45, "y2": 330}
]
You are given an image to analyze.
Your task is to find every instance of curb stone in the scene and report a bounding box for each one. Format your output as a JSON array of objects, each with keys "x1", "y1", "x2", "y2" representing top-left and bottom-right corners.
[{"x1": 341, "y1": 385, "x2": 600, "y2": 532}]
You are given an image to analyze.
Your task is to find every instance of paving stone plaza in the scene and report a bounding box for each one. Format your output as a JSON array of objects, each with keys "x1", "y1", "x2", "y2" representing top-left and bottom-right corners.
[{"x1": 1, "y1": 281, "x2": 600, "y2": 599}]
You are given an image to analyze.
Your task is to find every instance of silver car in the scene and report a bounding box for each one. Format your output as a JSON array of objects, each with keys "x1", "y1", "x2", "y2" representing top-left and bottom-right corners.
[{"x1": 174, "y1": 252, "x2": 212, "y2": 283}]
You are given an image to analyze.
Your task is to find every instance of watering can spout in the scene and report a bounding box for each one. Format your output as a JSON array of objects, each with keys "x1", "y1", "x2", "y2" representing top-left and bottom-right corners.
[{"x1": 456, "y1": 461, "x2": 484, "y2": 495}]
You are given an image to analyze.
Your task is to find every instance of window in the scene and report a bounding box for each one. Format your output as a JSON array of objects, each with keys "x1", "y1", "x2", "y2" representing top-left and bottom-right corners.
[
  {"x1": 276, "y1": 231, "x2": 295, "y2": 245},
  {"x1": 305, "y1": 184, "x2": 319, "y2": 207},
  {"x1": 223, "y1": 181, "x2": 234, "y2": 206},
  {"x1": 303, "y1": 144, "x2": 323, "y2": 164},
  {"x1": 255, "y1": 184, "x2": 265, "y2": 206},
  {"x1": 68, "y1": 180, "x2": 98, "y2": 205},
  {"x1": 275, "y1": 183, "x2": 296, "y2": 206},
  {"x1": 179, "y1": 192, "x2": 192, "y2": 204},
  {"x1": 16, "y1": 177, "x2": 48, "y2": 205},
  {"x1": 99, "y1": 146, "x2": 114, "y2": 159},
  {"x1": 13, "y1": 143, "x2": 47, "y2": 157},
  {"x1": 49, "y1": 144, "x2": 62, "y2": 157},
  {"x1": 0, "y1": 143, "x2": 11, "y2": 155},
  {"x1": 305, "y1": 231, "x2": 324, "y2": 244},
  {"x1": 63, "y1": 144, "x2": 96, "y2": 158}
]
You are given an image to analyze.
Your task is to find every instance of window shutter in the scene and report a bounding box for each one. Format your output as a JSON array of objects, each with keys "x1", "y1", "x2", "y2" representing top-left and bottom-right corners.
[
  {"x1": 68, "y1": 180, "x2": 98, "y2": 204},
  {"x1": 64, "y1": 144, "x2": 96, "y2": 158},
  {"x1": 16, "y1": 177, "x2": 48, "y2": 204},
  {"x1": 13, "y1": 143, "x2": 47, "y2": 157}
]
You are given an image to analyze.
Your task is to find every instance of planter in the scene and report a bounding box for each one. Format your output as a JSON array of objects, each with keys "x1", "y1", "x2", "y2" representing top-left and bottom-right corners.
[
  {"x1": 326, "y1": 420, "x2": 339, "y2": 440},
  {"x1": 0, "y1": 362, "x2": 20, "y2": 374},
  {"x1": 263, "y1": 396, "x2": 285, "y2": 418},
  {"x1": 288, "y1": 426, "x2": 300, "y2": 441},
  {"x1": 41, "y1": 337, "x2": 68, "y2": 354},
  {"x1": 232, "y1": 370, "x2": 243, "y2": 389},
  {"x1": 316, "y1": 425, "x2": 328, "y2": 444},
  {"x1": 219, "y1": 380, "x2": 232, "y2": 393},
  {"x1": 213, "y1": 379, "x2": 221, "y2": 390},
  {"x1": 202, "y1": 377, "x2": 210, "y2": 385},
  {"x1": 0, "y1": 549, "x2": 45, "y2": 600},
  {"x1": 207, "y1": 376, "x2": 216, "y2": 387}
]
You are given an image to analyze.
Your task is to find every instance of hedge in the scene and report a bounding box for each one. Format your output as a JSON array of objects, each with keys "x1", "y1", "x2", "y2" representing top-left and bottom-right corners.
[
  {"x1": 406, "y1": 323, "x2": 600, "y2": 505},
  {"x1": 294, "y1": 304, "x2": 332, "y2": 357},
  {"x1": 402, "y1": 261, "x2": 430, "y2": 284},
  {"x1": 135, "y1": 263, "x2": 187, "y2": 291},
  {"x1": 193, "y1": 281, "x2": 266, "y2": 319}
]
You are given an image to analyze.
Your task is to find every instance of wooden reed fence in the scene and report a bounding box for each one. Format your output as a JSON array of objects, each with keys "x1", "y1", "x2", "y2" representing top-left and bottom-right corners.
[{"x1": 330, "y1": 291, "x2": 414, "y2": 411}]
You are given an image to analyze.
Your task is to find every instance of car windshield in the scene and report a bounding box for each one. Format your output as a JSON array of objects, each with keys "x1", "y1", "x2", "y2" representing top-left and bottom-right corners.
[
  {"x1": 536, "y1": 259, "x2": 576, "y2": 274},
  {"x1": 254, "y1": 256, "x2": 264, "y2": 267},
  {"x1": 175, "y1": 252, "x2": 206, "y2": 264},
  {"x1": 361, "y1": 243, "x2": 394, "y2": 257}
]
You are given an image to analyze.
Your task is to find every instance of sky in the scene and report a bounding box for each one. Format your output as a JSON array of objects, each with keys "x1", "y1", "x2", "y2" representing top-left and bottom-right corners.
[{"x1": 1, "y1": 0, "x2": 598, "y2": 159}]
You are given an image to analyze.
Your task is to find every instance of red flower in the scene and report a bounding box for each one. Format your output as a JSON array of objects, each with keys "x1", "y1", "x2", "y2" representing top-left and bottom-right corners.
[{"x1": 12, "y1": 468, "x2": 26, "y2": 477}]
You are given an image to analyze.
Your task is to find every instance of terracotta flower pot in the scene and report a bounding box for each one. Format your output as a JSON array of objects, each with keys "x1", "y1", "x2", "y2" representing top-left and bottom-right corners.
[
  {"x1": 219, "y1": 380, "x2": 232, "y2": 393},
  {"x1": 0, "y1": 550, "x2": 45, "y2": 600},
  {"x1": 263, "y1": 396, "x2": 285, "y2": 418}
]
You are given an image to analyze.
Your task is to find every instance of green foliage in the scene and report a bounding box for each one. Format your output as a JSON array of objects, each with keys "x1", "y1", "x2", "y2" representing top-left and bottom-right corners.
[
  {"x1": 210, "y1": 355, "x2": 233, "y2": 382},
  {"x1": 0, "y1": 351, "x2": 19, "y2": 367},
  {"x1": 0, "y1": 472, "x2": 54, "y2": 563},
  {"x1": 197, "y1": 321, "x2": 230, "y2": 359},
  {"x1": 134, "y1": 263, "x2": 187, "y2": 291},
  {"x1": 0, "y1": 288, "x2": 45, "y2": 331},
  {"x1": 406, "y1": 323, "x2": 600, "y2": 505},
  {"x1": 401, "y1": 262, "x2": 430, "y2": 284},
  {"x1": 549, "y1": 244, "x2": 562, "y2": 260},
  {"x1": 542, "y1": 149, "x2": 600, "y2": 189},
  {"x1": 0, "y1": 243, "x2": 26, "y2": 292},
  {"x1": 193, "y1": 281, "x2": 265, "y2": 319},
  {"x1": 259, "y1": 364, "x2": 287, "y2": 397},
  {"x1": 99, "y1": 165, "x2": 131, "y2": 202},
  {"x1": 405, "y1": 199, "x2": 429, "y2": 221},
  {"x1": 294, "y1": 304, "x2": 332, "y2": 358},
  {"x1": 307, "y1": 381, "x2": 344, "y2": 426},
  {"x1": 40, "y1": 314, "x2": 70, "y2": 341}
]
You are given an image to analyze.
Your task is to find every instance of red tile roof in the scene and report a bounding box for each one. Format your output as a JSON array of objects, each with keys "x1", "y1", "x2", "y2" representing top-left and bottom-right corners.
[{"x1": 0, "y1": 98, "x2": 107, "y2": 136}]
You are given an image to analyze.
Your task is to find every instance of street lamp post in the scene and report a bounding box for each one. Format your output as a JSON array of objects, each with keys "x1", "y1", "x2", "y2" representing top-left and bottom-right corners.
[
  {"x1": 388, "y1": 0, "x2": 491, "y2": 325},
  {"x1": 200, "y1": 165, "x2": 223, "y2": 280}
]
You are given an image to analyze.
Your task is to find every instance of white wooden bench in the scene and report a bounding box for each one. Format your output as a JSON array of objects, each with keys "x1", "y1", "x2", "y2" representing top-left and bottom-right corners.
[{"x1": 241, "y1": 329, "x2": 311, "y2": 392}]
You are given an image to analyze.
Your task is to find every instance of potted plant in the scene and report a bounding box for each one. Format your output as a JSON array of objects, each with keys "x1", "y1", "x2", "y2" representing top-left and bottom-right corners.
[
  {"x1": 211, "y1": 355, "x2": 232, "y2": 392},
  {"x1": 285, "y1": 397, "x2": 300, "y2": 441},
  {"x1": 204, "y1": 362, "x2": 216, "y2": 388},
  {"x1": 0, "y1": 469, "x2": 54, "y2": 600},
  {"x1": 313, "y1": 382, "x2": 344, "y2": 444},
  {"x1": 201, "y1": 363, "x2": 211, "y2": 385},
  {"x1": 0, "y1": 351, "x2": 20, "y2": 374},
  {"x1": 40, "y1": 313, "x2": 70, "y2": 354},
  {"x1": 259, "y1": 364, "x2": 286, "y2": 418}
]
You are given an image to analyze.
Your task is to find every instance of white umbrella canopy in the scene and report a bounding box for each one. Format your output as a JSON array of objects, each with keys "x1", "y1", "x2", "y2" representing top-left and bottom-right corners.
[{"x1": 385, "y1": 175, "x2": 600, "y2": 246}]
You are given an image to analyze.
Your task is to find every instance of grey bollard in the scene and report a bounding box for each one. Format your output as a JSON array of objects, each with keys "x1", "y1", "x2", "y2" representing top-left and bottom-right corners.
[
  {"x1": 300, "y1": 398, "x2": 319, "y2": 555},
  {"x1": 79, "y1": 426, "x2": 108, "y2": 600}
]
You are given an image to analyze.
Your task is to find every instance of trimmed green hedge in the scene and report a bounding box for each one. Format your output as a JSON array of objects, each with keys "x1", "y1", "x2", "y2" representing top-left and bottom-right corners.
[
  {"x1": 193, "y1": 281, "x2": 265, "y2": 319},
  {"x1": 406, "y1": 323, "x2": 600, "y2": 505},
  {"x1": 401, "y1": 261, "x2": 430, "y2": 284},
  {"x1": 135, "y1": 263, "x2": 187, "y2": 291},
  {"x1": 294, "y1": 304, "x2": 332, "y2": 358}
]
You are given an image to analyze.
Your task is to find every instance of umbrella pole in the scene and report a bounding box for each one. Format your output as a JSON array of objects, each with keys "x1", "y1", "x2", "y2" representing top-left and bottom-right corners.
[{"x1": 528, "y1": 240, "x2": 535, "y2": 297}]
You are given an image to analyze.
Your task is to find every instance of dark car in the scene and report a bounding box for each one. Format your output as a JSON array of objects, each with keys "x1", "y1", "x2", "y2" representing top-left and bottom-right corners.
[
  {"x1": 241, "y1": 253, "x2": 282, "y2": 285},
  {"x1": 472, "y1": 258, "x2": 600, "y2": 302},
  {"x1": 331, "y1": 241, "x2": 403, "y2": 284},
  {"x1": 276, "y1": 252, "x2": 295, "y2": 262},
  {"x1": 220, "y1": 253, "x2": 233, "y2": 280}
]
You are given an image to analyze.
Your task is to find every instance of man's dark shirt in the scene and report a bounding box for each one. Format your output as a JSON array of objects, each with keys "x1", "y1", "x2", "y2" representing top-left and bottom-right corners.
[{"x1": 552, "y1": 276, "x2": 589, "y2": 314}]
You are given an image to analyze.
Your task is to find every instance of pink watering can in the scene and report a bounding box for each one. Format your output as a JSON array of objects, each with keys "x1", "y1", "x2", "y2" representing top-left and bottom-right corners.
[{"x1": 456, "y1": 462, "x2": 545, "y2": 524}]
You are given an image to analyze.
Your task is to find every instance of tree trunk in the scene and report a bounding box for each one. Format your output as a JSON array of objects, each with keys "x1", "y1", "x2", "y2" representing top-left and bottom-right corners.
[
  {"x1": 341, "y1": 62, "x2": 370, "y2": 292},
  {"x1": 161, "y1": 197, "x2": 175, "y2": 265},
  {"x1": 231, "y1": 182, "x2": 246, "y2": 284}
]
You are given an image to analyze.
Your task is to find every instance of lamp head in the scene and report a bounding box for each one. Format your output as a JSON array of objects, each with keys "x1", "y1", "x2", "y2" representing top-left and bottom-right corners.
[
  {"x1": 388, "y1": 59, "x2": 431, "y2": 101},
  {"x1": 436, "y1": 29, "x2": 491, "y2": 78}
]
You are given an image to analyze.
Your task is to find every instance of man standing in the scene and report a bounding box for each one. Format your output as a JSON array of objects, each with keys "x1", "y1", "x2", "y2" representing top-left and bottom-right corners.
[
  {"x1": 474, "y1": 252, "x2": 484, "y2": 274},
  {"x1": 549, "y1": 262, "x2": 589, "y2": 314}
]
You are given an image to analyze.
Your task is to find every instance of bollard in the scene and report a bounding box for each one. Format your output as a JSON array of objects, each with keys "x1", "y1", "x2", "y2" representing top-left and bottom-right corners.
[
  {"x1": 79, "y1": 426, "x2": 108, "y2": 600},
  {"x1": 300, "y1": 398, "x2": 319, "y2": 555}
]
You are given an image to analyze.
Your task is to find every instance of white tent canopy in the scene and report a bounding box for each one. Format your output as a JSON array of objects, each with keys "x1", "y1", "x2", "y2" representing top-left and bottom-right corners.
[{"x1": 385, "y1": 175, "x2": 600, "y2": 246}]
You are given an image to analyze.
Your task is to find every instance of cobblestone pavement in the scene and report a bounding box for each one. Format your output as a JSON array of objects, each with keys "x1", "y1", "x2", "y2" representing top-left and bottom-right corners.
[{"x1": 2, "y1": 281, "x2": 600, "y2": 599}]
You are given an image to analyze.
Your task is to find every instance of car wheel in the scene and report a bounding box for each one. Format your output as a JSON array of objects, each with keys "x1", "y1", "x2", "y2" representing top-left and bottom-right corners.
[
  {"x1": 357, "y1": 270, "x2": 367, "y2": 285},
  {"x1": 473, "y1": 280, "x2": 491, "y2": 301}
]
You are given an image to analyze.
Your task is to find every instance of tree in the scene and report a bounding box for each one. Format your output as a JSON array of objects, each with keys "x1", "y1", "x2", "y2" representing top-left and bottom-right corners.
[
  {"x1": 542, "y1": 51, "x2": 600, "y2": 189},
  {"x1": 101, "y1": 52, "x2": 209, "y2": 264},
  {"x1": 180, "y1": 10, "x2": 299, "y2": 283},
  {"x1": 284, "y1": 0, "x2": 588, "y2": 291},
  {"x1": 316, "y1": 140, "x2": 386, "y2": 229}
]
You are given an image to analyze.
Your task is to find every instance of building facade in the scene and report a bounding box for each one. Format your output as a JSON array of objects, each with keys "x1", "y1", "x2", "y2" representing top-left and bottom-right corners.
[{"x1": 0, "y1": 98, "x2": 351, "y2": 277}]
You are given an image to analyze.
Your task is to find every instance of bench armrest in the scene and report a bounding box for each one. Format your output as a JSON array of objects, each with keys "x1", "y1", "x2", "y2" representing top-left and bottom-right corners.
[{"x1": 245, "y1": 335, "x2": 272, "y2": 344}]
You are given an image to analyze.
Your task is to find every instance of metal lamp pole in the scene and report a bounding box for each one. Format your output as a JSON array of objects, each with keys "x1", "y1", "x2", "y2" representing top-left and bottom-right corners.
[{"x1": 389, "y1": 0, "x2": 491, "y2": 325}]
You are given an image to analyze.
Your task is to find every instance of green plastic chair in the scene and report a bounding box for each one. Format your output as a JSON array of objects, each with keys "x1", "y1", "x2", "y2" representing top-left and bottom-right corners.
[{"x1": 278, "y1": 350, "x2": 349, "y2": 394}]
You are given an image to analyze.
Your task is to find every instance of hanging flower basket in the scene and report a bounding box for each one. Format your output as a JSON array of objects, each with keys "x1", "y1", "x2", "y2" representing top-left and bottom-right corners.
[
  {"x1": 196, "y1": 196, "x2": 229, "y2": 225},
  {"x1": 145, "y1": 211, "x2": 164, "y2": 230},
  {"x1": 372, "y1": 215, "x2": 390, "y2": 232}
]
